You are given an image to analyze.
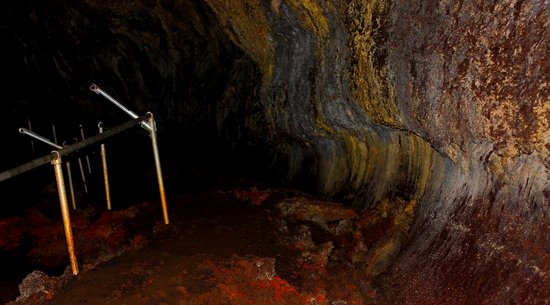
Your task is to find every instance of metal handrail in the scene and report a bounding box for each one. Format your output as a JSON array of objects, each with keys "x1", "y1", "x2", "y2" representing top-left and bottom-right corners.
[
  {"x1": 0, "y1": 114, "x2": 149, "y2": 182},
  {"x1": 19, "y1": 128, "x2": 63, "y2": 149},
  {"x1": 90, "y1": 84, "x2": 153, "y2": 132},
  {"x1": 59, "y1": 114, "x2": 150, "y2": 157},
  {"x1": 18, "y1": 128, "x2": 78, "y2": 210},
  {"x1": 0, "y1": 154, "x2": 52, "y2": 182},
  {"x1": 0, "y1": 112, "x2": 169, "y2": 276}
]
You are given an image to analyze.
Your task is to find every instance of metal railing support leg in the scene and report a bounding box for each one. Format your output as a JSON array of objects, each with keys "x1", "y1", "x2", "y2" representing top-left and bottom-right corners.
[
  {"x1": 66, "y1": 162, "x2": 76, "y2": 210},
  {"x1": 75, "y1": 137, "x2": 89, "y2": 194},
  {"x1": 79, "y1": 124, "x2": 92, "y2": 174},
  {"x1": 27, "y1": 118, "x2": 35, "y2": 154},
  {"x1": 18, "y1": 129, "x2": 78, "y2": 210},
  {"x1": 147, "y1": 113, "x2": 169, "y2": 224},
  {"x1": 62, "y1": 141, "x2": 77, "y2": 210},
  {"x1": 98, "y1": 122, "x2": 112, "y2": 210},
  {"x1": 51, "y1": 151, "x2": 79, "y2": 275}
]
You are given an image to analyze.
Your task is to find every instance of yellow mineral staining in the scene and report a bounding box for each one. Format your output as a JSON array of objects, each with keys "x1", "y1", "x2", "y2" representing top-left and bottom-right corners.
[
  {"x1": 314, "y1": 115, "x2": 336, "y2": 135},
  {"x1": 347, "y1": 0, "x2": 404, "y2": 128},
  {"x1": 342, "y1": 134, "x2": 369, "y2": 190},
  {"x1": 442, "y1": 143, "x2": 460, "y2": 164},
  {"x1": 317, "y1": 130, "x2": 436, "y2": 202},
  {"x1": 318, "y1": 141, "x2": 349, "y2": 195},
  {"x1": 482, "y1": 96, "x2": 549, "y2": 161},
  {"x1": 203, "y1": 0, "x2": 332, "y2": 82},
  {"x1": 482, "y1": 99, "x2": 519, "y2": 153},
  {"x1": 271, "y1": 0, "x2": 282, "y2": 15},
  {"x1": 532, "y1": 98, "x2": 550, "y2": 154},
  {"x1": 487, "y1": 102, "x2": 546, "y2": 177},
  {"x1": 204, "y1": 0, "x2": 275, "y2": 80},
  {"x1": 394, "y1": 199, "x2": 417, "y2": 232},
  {"x1": 286, "y1": 0, "x2": 329, "y2": 39},
  {"x1": 410, "y1": 135, "x2": 435, "y2": 200}
]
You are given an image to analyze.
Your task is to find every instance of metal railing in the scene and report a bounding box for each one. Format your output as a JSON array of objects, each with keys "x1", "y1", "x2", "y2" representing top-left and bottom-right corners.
[
  {"x1": 0, "y1": 85, "x2": 170, "y2": 276},
  {"x1": 18, "y1": 128, "x2": 78, "y2": 210}
]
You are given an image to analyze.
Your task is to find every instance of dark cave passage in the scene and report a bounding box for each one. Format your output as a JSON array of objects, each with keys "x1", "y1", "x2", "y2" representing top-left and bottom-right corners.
[{"x1": 0, "y1": 1, "x2": 548, "y2": 304}]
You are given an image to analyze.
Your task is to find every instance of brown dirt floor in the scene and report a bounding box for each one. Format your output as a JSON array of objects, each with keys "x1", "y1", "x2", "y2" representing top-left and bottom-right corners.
[{"x1": 3, "y1": 176, "x2": 392, "y2": 305}]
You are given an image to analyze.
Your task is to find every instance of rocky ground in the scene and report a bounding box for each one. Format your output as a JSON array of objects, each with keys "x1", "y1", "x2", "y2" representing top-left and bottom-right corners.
[{"x1": 0, "y1": 172, "x2": 414, "y2": 305}]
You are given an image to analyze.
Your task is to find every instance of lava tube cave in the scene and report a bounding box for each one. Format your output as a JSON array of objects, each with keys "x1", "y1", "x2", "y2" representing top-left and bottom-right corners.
[{"x1": 0, "y1": 1, "x2": 548, "y2": 304}]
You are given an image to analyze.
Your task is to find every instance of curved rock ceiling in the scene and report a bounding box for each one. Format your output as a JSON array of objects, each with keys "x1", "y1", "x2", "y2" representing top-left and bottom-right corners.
[{"x1": 2, "y1": 0, "x2": 549, "y2": 304}]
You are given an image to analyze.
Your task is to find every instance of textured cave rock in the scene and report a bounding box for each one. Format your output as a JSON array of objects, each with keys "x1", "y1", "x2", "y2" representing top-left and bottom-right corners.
[{"x1": 2, "y1": 0, "x2": 549, "y2": 304}]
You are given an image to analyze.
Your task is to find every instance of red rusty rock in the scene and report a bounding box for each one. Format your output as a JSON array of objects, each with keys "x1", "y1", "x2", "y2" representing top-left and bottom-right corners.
[{"x1": 8, "y1": 269, "x2": 71, "y2": 305}]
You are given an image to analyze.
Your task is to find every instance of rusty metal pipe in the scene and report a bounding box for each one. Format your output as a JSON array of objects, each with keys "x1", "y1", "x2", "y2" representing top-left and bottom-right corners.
[
  {"x1": 51, "y1": 151, "x2": 79, "y2": 275},
  {"x1": 98, "y1": 122, "x2": 112, "y2": 210},
  {"x1": 19, "y1": 128, "x2": 78, "y2": 208},
  {"x1": 51, "y1": 122, "x2": 58, "y2": 145},
  {"x1": 90, "y1": 84, "x2": 152, "y2": 132},
  {"x1": 79, "y1": 125, "x2": 92, "y2": 175},
  {"x1": 2, "y1": 114, "x2": 149, "y2": 182},
  {"x1": 27, "y1": 118, "x2": 35, "y2": 153},
  {"x1": 19, "y1": 128, "x2": 63, "y2": 150},
  {"x1": 147, "y1": 113, "x2": 169, "y2": 224},
  {"x1": 77, "y1": 156, "x2": 88, "y2": 194},
  {"x1": 73, "y1": 138, "x2": 89, "y2": 194},
  {"x1": 58, "y1": 114, "x2": 149, "y2": 157},
  {"x1": 0, "y1": 155, "x2": 51, "y2": 182},
  {"x1": 66, "y1": 162, "x2": 76, "y2": 210},
  {"x1": 62, "y1": 141, "x2": 77, "y2": 210}
]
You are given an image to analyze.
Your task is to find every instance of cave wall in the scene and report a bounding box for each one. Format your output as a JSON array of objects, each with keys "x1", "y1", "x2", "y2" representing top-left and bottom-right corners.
[
  {"x1": 2, "y1": 0, "x2": 549, "y2": 304},
  {"x1": 368, "y1": 2, "x2": 549, "y2": 303},
  {"x1": 204, "y1": 0, "x2": 549, "y2": 304}
]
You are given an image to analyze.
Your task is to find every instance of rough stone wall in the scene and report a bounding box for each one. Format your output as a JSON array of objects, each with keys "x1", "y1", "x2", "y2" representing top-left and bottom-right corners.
[
  {"x1": 204, "y1": 0, "x2": 549, "y2": 304},
  {"x1": 376, "y1": 1, "x2": 550, "y2": 304}
]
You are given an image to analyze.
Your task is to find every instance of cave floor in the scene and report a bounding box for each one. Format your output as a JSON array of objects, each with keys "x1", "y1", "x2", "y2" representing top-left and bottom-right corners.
[{"x1": 6, "y1": 174, "x2": 379, "y2": 305}]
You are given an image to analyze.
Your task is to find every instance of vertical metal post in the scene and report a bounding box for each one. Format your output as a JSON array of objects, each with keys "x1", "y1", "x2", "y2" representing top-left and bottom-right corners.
[
  {"x1": 18, "y1": 128, "x2": 78, "y2": 210},
  {"x1": 77, "y1": 158, "x2": 88, "y2": 193},
  {"x1": 51, "y1": 122, "x2": 58, "y2": 145},
  {"x1": 66, "y1": 162, "x2": 76, "y2": 210},
  {"x1": 51, "y1": 151, "x2": 79, "y2": 275},
  {"x1": 53, "y1": 127, "x2": 77, "y2": 210},
  {"x1": 79, "y1": 124, "x2": 92, "y2": 174},
  {"x1": 27, "y1": 118, "x2": 35, "y2": 154},
  {"x1": 98, "y1": 122, "x2": 112, "y2": 210},
  {"x1": 75, "y1": 138, "x2": 88, "y2": 194},
  {"x1": 62, "y1": 141, "x2": 77, "y2": 210},
  {"x1": 147, "y1": 113, "x2": 169, "y2": 224}
]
